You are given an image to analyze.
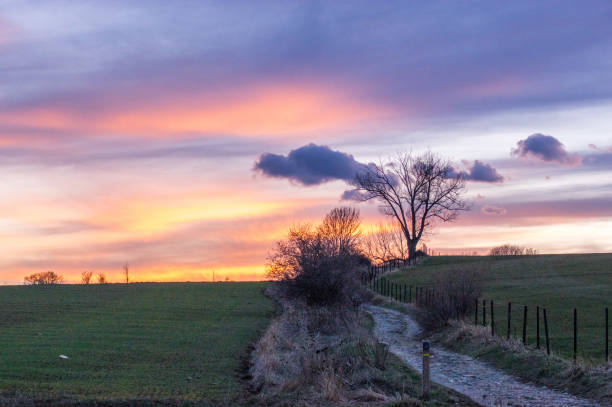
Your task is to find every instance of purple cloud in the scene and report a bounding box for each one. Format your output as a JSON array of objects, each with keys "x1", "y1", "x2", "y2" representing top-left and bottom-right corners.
[
  {"x1": 254, "y1": 143, "x2": 366, "y2": 186},
  {"x1": 465, "y1": 160, "x2": 504, "y2": 183},
  {"x1": 447, "y1": 160, "x2": 504, "y2": 183},
  {"x1": 481, "y1": 205, "x2": 507, "y2": 216},
  {"x1": 589, "y1": 143, "x2": 612, "y2": 152},
  {"x1": 511, "y1": 133, "x2": 581, "y2": 166}
]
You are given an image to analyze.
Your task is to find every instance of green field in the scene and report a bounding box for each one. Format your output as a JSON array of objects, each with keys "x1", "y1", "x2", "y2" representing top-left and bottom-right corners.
[
  {"x1": 0, "y1": 282, "x2": 274, "y2": 404},
  {"x1": 385, "y1": 254, "x2": 611, "y2": 363}
]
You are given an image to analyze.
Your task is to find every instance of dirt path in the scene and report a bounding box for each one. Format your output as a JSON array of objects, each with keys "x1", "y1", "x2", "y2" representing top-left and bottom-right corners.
[{"x1": 364, "y1": 304, "x2": 601, "y2": 407}]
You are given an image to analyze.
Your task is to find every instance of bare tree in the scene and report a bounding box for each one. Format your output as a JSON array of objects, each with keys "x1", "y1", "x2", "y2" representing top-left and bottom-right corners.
[
  {"x1": 317, "y1": 207, "x2": 361, "y2": 257},
  {"x1": 81, "y1": 271, "x2": 93, "y2": 284},
  {"x1": 355, "y1": 151, "x2": 467, "y2": 260},
  {"x1": 24, "y1": 271, "x2": 64, "y2": 285},
  {"x1": 362, "y1": 222, "x2": 408, "y2": 264},
  {"x1": 97, "y1": 273, "x2": 107, "y2": 284},
  {"x1": 267, "y1": 207, "x2": 364, "y2": 305},
  {"x1": 490, "y1": 244, "x2": 537, "y2": 256},
  {"x1": 122, "y1": 263, "x2": 129, "y2": 283}
]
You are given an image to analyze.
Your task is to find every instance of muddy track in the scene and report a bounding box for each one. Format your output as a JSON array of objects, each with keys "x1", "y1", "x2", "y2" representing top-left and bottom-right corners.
[{"x1": 364, "y1": 304, "x2": 601, "y2": 407}]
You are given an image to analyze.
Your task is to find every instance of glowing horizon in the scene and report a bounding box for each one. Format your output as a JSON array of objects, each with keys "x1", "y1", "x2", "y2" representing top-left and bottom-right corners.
[{"x1": 1, "y1": 2, "x2": 611, "y2": 284}]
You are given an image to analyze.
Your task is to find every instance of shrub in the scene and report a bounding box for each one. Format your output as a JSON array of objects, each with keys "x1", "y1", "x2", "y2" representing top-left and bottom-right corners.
[
  {"x1": 417, "y1": 268, "x2": 482, "y2": 331},
  {"x1": 23, "y1": 271, "x2": 64, "y2": 285},
  {"x1": 267, "y1": 207, "x2": 364, "y2": 306},
  {"x1": 267, "y1": 224, "x2": 359, "y2": 306},
  {"x1": 81, "y1": 271, "x2": 93, "y2": 284}
]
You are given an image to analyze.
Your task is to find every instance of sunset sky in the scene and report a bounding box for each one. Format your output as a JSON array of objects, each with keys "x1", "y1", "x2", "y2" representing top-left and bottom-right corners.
[{"x1": 1, "y1": 1, "x2": 611, "y2": 283}]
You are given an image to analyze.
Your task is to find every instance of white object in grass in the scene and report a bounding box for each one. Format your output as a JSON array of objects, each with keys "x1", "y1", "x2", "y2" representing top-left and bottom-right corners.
[{"x1": 59, "y1": 354, "x2": 69, "y2": 359}]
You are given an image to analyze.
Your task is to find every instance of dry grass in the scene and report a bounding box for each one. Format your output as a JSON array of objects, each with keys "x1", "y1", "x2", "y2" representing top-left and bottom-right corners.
[
  {"x1": 249, "y1": 284, "x2": 476, "y2": 406},
  {"x1": 434, "y1": 320, "x2": 612, "y2": 406}
]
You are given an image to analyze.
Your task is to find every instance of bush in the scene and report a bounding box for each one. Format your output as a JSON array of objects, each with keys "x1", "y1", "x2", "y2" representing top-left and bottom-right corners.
[
  {"x1": 417, "y1": 268, "x2": 482, "y2": 331},
  {"x1": 81, "y1": 271, "x2": 93, "y2": 284},
  {"x1": 23, "y1": 271, "x2": 64, "y2": 285},
  {"x1": 267, "y1": 207, "x2": 363, "y2": 306},
  {"x1": 267, "y1": 224, "x2": 360, "y2": 306}
]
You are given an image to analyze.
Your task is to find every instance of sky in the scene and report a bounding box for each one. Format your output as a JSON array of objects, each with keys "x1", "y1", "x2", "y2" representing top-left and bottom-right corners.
[{"x1": 1, "y1": 1, "x2": 611, "y2": 283}]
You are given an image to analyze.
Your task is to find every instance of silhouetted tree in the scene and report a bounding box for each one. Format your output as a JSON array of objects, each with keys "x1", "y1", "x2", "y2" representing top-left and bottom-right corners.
[
  {"x1": 24, "y1": 271, "x2": 64, "y2": 285},
  {"x1": 122, "y1": 263, "x2": 129, "y2": 283},
  {"x1": 81, "y1": 271, "x2": 93, "y2": 284},
  {"x1": 318, "y1": 206, "x2": 361, "y2": 257},
  {"x1": 355, "y1": 151, "x2": 467, "y2": 261},
  {"x1": 362, "y1": 222, "x2": 408, "y2": 264},
  {"x1": 489, "y1": 244, "x2": 537, "y2": 256},
  {"x1": 97, "y1": 273, "x2": 107, "y2": 284},
  {"x1": 267, "y1": 207, "x2": 363, "y2": 305}
]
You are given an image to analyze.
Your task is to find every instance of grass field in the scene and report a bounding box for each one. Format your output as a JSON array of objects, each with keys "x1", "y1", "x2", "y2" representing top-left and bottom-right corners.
[
  {"x1": 0, "y1": 282, "x2": 274, "y2": 404},
  {"x1": 385, "y1": 254, "x2": 612, "y2": 363}
]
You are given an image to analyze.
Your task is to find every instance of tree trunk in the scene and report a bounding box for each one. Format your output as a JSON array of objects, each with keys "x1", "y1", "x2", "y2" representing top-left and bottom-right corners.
[{"x1": 408, "y1": 240, "x2": 417, "y2": 264}]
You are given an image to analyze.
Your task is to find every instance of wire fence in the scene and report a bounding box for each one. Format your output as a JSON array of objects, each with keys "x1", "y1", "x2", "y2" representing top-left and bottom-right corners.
[{"x1": 361, "y1": 269, "x2": 610, "y2": 364}]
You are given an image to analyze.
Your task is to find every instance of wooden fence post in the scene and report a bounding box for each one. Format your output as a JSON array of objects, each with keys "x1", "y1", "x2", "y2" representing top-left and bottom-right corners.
[
  {"x1": 490, "y1": 300, "x2": 495, "y2": 336},
  {"x1": 522, "y1": 305, "x2": 528, "y2": 344},
  {"x1": 507, "y1": 302, "x2": 511, "y2": 340},
  {"x1": 483, "y1": 299, "x2": 486, "y2": 327},
  {"x1": 475, "y1": 299, "x2": 478, "y2": 325},
  {"x1": 606, "y1": 307, "x2": 609, "y2": 362},
  {"x1": 606, "y1": 307, "x2": 610, "y2": 362},
  {"x1": 422, "y1": 341, "x2": 431, "y2": 400},
  {"x1": 573, "y1": 308, "x2": 577, "y2": 363},
  {"x1": 409, "y1": 286, "x2": 412, "y2": 303},
  {"x1": 543, "y1": 307, "x2": 550, "y2": 355},
  {"x1": 536, "y1": 306, "x2": 540, "y2": 349}
]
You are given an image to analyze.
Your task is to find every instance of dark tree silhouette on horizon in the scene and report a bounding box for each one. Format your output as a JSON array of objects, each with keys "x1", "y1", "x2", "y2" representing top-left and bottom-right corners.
[{"x1": 354, "y1": 151, "x2": 467, "y2": 261}]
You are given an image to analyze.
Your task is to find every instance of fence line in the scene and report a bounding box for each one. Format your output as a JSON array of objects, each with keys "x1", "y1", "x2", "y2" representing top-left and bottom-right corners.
[{"x1": 361, "y1": 269, "x2": 610, "y2": 364}]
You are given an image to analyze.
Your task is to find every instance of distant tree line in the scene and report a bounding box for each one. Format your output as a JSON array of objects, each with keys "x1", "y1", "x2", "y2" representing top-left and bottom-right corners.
[
  {"x1": 23, "y1": 267, "x2": 128, "y2": 285},
  {"x1": 489, "y1": 244, "x2": 537, "y2": 256}
]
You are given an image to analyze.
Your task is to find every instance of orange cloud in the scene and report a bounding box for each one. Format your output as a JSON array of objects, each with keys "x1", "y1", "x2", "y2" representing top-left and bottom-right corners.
[{"x1": 1, "y1": 82, "x2": 392, "y2": 138}]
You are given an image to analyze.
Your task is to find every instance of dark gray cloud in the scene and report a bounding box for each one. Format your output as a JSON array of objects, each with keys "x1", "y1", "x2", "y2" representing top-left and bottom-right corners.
[
  {"x1": 446, "y1": 160, "x2": 504, "y2": 183},
  {"x1": 511, "y1": 133, "x2": 582, "y2": 166},
  {"x1": 341, "y1": 189, "x2": 371, "y2": 201},
  {"x1": 254, "y1": 143, "x2": 366, "y2": 186},
  {"x1": 465, "y1": 160, "x2": 504, "y2": 183}
]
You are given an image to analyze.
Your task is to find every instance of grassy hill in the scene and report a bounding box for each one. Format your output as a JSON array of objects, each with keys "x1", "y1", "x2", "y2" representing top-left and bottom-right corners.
[
  {"x1": 0, "y1": 282, "x2": 274, "y2": 404},
  {"x1": 387, "y1": 254, "x2": 612, "y2": 363}
]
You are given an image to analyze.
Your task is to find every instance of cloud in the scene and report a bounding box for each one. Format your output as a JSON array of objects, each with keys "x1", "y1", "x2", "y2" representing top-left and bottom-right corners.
[
  {"x1": 465, "y1": 160, "x2": 504, "y2": 183},
  {"x1": 447, "y1": 160, "x2": 504, "y2": 183},
  {"x1": 588, "y1": 143, "x2": 612, "y2": 152},
  {"x1": 341, "y1": 189, "x2": 371, "y2": 201},
  {"x1": 481, "y1": 205, "x2": 507, "y2": 216},
  {"x1": 254, "y1": 143, "x2": 367, "y2": 186},
  {"x1": 511, "y1": 133, "x2": 582, "y2": 166}
]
